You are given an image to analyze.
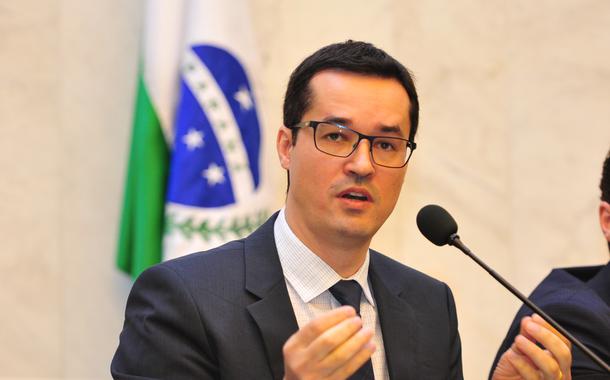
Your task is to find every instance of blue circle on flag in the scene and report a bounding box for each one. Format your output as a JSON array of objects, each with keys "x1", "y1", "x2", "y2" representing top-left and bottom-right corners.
[{"x1": 166, "y1": 45, "x2": 262, "y2": 208}]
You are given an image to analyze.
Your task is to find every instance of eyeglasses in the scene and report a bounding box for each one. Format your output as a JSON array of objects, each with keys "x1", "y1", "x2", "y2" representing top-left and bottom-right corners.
[{"x1": 288, "y1": 121, "x2": 416, "y2": 168}]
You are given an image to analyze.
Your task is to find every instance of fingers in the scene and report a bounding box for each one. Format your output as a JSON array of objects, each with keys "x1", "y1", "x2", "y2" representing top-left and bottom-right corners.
[
  {"x1": 327, "y1": 340, "x2": 376, "y2": 380},
  {"x1": 286, "y1": 306, "x2": 356, "y2": 348},
  {"x1": 492, "y1": 314, "x2": 572, "y2": 380},
  {"x1": 518, "y1": 315, "x2": 572, "y2": 379},
  {"x1": 318, "y1": 324, "x2": 375, "y2": 374},
  {"x1": 530, "y1": 314, "x2": 571, "y2": 355},
  {"x1": 530, "y1": 313, "x2": 572, "y2": 376},
  {"x1": 514, "y1": 335, "x2": 562, "y2": 379},
  {"x1": 283, "y1": 306, "x2": 375, "y2": 379},
  {"x1": 506, "y1": 314, "x2": 571, "y2": 380},
  {"x1": 308, "y1": 314, "x2": 371, "y2": 362},
  {"x1": 502, "y1": 343, "x2": 545, "y2": 379},
  {"x1": 517, "y1": 315, "x2": 536, "y2": 346}
]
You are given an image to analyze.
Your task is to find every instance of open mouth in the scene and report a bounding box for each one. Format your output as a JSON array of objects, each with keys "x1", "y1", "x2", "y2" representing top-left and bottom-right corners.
[{"x1": 340, "y1": 191, "x2": 371, "y2": 202}]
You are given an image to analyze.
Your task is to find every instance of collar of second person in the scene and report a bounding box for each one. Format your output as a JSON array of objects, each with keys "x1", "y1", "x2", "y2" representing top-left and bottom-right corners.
[{"x1": 274, "y1": 208, "x2": 376, "y2": 306}]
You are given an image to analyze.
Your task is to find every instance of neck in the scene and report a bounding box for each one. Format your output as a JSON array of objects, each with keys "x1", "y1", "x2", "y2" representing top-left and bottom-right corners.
[{"x1": 283, "y1": 209, "x2": 371, "y2": 278}]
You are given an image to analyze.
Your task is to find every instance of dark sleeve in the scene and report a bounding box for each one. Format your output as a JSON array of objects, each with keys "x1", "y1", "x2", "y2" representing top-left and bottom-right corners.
[
  {"x1": 111, "y1": 264, "x2": 218, "y2": 379},
  {"x1": 445, "y1": 284, "x2": 464, "y2": 380},
  {"x1": 543, "y1": 302, "x2": 610, "y2": 379},
  {"x1": 488, "y1": 302, "x2": 610, "y2": 379}
]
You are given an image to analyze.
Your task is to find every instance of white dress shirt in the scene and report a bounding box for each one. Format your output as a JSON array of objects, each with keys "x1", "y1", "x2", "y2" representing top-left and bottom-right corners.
[{"x1": 274, "y1": 208, "x2": 389, "y2": 379}]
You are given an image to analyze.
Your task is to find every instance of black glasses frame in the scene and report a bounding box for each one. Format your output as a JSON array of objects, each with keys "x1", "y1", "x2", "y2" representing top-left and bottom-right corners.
[{"x1": 288, "y1": 120, "x2": 417, "y2": 168}]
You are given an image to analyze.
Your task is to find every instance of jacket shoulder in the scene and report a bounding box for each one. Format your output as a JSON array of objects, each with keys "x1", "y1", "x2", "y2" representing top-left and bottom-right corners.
[
  {"x1": 370, "y1": 250, "x2": 449, "y2": 292},
  {"x1": 156, "y1": 239, "x2": 246, "y2": 275}
]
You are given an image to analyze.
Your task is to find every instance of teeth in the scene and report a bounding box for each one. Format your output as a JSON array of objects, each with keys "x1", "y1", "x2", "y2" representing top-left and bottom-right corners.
[{"x1": 344, "y1": 192, "x2": 367, "y2": 200}]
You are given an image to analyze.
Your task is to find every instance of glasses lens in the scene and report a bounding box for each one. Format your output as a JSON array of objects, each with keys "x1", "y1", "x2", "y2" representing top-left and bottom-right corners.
[
  {"x1": 311, "y1": 121, "x2": 413, "y2": 168},
  {"x1": 371, "y1": 137, "x2": 409, "y2": 168},
  {"x1": 314, "y1": 123, "x2": 359, "y2": 157}
]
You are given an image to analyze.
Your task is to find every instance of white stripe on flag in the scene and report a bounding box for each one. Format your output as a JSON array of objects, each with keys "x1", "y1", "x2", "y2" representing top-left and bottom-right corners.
[{"x1": 182, "y1": 48, "x2": 255, "y2": 202}]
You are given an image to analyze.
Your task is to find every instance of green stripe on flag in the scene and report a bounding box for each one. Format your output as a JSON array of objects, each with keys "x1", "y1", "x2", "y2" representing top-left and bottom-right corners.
[{"x1": 117, "y1": 72, "x2": 169, "y2": 278}]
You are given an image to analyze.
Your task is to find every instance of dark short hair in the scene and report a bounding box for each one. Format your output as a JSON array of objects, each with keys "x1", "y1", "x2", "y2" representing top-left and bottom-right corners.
[
  {"x1": 283, "y1": 40, "x2": 419, "y2": 142},
  {"x1": 601, "y1": 148, "x2": 610, "y2": 203}
]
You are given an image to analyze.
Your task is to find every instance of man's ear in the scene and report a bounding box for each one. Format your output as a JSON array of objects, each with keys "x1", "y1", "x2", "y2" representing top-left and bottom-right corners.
[
  {"x1": 276, "y1": 127, "x2": 293, "y2": 170},
  {"x1": 599, "y1": 201, "x2": 610, "y2": 242}
]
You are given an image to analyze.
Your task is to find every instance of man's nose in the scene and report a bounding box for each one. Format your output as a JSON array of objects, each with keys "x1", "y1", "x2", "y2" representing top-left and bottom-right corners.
[{"x1": 345, "y1": 139, "x2": 375, "y2": 177}]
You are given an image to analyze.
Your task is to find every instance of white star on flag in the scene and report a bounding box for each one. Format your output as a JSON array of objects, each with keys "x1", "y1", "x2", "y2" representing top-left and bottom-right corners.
[
  {"x1": 202, "y1": 163, "x2": 225, "y2": 186},
  {"x1": 234, "y1": 86, "x2": 253, "y2": 111},
  {"x1": 183, "y1": 128, "x2": 205, "y2": 150}
]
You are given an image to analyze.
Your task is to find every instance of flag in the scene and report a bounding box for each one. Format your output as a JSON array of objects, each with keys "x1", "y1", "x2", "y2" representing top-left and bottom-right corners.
[{"x1": 117, "y1": 0, "x2": 271, "y2": 277}]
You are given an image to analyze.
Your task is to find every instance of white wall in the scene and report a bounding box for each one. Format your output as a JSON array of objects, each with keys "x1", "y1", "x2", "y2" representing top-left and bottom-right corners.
[{"x1": 1, "y1": 0, "x2": 608, "y2": 378}]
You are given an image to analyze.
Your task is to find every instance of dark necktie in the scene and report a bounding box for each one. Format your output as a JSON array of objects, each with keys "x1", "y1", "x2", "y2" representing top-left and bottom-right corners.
[{"x1": 329, "y1": 280, "x2": 375, "y2": 380}]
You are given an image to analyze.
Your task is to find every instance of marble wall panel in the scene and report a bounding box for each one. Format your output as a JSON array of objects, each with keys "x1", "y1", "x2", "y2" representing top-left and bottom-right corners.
[
  {"x1": 0, "y1": 0, "x2": 63, "y2": 376},
  {"x1": 0, "y1": 0, "x2": 608, "y2": 379},
  {"x1": 57, "y1": 0, "x2": 141, "y2": 376}
]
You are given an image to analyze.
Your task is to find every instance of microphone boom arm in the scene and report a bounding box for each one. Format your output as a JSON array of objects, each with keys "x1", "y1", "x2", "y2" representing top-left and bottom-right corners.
[{"x1": 449, "y1": 233, "x2": 610, "y2": 373}]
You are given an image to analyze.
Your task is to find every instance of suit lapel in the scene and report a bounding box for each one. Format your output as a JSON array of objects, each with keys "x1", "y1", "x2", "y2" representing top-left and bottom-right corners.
[
  {"x1": 244, "y1": 214, "x2": 299, "y2": 380},
  {"x1": 369, "y1": 254, "x2": 419, "y2": 380},
  {"x1": 240, "y1": 215, "x2": 422, "y2": 379}
]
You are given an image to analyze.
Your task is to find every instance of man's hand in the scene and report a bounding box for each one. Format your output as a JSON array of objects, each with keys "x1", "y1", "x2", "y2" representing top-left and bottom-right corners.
[
  {"x1": 492, "y1": 313, "x2": 572, "y2": 380},
  {"x1": 283, "y1": 306, "x2": 376, "y2": 380}
]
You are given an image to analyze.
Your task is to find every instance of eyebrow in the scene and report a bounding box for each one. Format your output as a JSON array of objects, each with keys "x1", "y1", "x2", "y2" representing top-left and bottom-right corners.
[
  {"x1": 321, "y1": 116, "x2": 406, "y2": 137},
  {"x1": 379, "y1": 125, "x2": 404, "y2": 136},
  {"x1": 322, "y1": 116, "x2": 351, "y2": 125}
]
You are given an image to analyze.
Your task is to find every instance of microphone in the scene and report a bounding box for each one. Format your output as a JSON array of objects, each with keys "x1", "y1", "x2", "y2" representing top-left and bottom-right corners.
[{"x1": 416, "y1": 204, "x2": 610, "y2": 373}]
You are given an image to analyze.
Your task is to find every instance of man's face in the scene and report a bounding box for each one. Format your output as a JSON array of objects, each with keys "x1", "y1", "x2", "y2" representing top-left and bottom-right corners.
[{"x1": 277, "y1": 70, "x2": 411, "y2": 244}]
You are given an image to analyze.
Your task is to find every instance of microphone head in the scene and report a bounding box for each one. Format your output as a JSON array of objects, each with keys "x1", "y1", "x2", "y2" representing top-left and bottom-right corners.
[{"x1": 416, "y1": 204, "x2": 458, "y2": 246}]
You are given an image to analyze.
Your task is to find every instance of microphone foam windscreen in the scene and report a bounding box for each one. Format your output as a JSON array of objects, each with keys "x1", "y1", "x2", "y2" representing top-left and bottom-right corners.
[{"x1": 416, "y1": 204, "x2": 458, "y2": 246}]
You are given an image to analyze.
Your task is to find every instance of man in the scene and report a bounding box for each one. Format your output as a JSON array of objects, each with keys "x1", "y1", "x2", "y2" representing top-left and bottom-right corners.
[
  {"x1": 491, "y1": 149, "x2": 610, "y2": 379},
  {"x1": 112, "y1": 41, "x2": 571, "y2": 379}
]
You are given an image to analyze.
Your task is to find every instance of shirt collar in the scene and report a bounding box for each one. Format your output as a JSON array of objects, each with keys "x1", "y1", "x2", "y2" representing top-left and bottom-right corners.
[{"x1": 274, "y1": 208, "x2": 375, "y2": 306}]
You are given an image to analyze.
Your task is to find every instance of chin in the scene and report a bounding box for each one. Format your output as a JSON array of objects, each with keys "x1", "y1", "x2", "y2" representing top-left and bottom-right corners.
[{"x1": 334, "y1": 220, "x2": 380, "y2": 241}]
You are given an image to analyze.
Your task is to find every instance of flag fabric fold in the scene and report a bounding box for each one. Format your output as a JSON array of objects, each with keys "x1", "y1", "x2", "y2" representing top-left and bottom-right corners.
[
  {"x1": 117, "y1": 0, "x2": 271, "y2": 278},
  {"x1": 116, "y1": 73, "x2": 169, "y2": 277}
]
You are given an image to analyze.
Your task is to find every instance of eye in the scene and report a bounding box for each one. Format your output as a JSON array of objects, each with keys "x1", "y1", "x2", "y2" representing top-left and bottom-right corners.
[
  {"x1": 375, "y1": 140, "x2": 397, "y2": 151},
  {"x1": 322, "y1": 132, "x2": 346, "y2": 142}
]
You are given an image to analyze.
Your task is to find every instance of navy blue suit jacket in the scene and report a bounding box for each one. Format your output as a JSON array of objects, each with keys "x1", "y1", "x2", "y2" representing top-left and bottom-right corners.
[
  {"x1": 490, "y1": 262, "x2": 610, "y2": 379},
  {"x1": 111, "y1": 213, "x2": 463, "y2": 379}
]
